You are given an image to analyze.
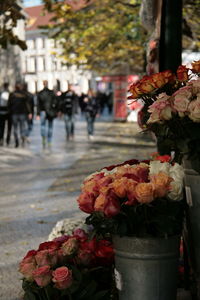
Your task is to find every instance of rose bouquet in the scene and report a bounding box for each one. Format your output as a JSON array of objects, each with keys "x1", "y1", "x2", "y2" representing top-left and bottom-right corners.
[
  {"x1": 19, "y1": 229, "x2": 115, "y2": 300},
  {"x1": 77, "y1": 158, "x2": 185, "y2": 238},
  {"x1": 128, "y1": 60, "x2": 200, "y2": 172}
]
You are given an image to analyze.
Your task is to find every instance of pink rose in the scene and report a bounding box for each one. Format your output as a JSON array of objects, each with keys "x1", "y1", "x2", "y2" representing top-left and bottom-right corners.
[
  {"x1": 33, "y1": 265, "x2": 52, "y2": 287},
  {"x1": 52, "y1": 266, "x2": 73, "y2": 290},
  {"x1": 188, "y1": 97, "x2": 200, "y2": 122},
  {"x1": 62, "y1": 237, "x2": 79, "y2": 256},
  {"x1": 103, "y1": 190, "x2": 121, "y2": 217},
  {"x1": 73, "y1": 228, "x2": 88, "y2": 241},
  {"x1": 19, "y1": 262, "x2": 37, "y2": 281},
  {"x1": 173, "y1": 95, "x2": 190, "y2": 116}
]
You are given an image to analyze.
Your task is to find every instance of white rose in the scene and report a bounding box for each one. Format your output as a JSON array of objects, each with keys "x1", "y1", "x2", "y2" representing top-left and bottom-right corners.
[
  {"x1": 149, "y1": 161, "x2": 170, "y2": 175},
  {"x1": 169, "y1": 163, "x2": 184, "y2": 184},
  {"x1": 168, "y1": 181, "x2": 183, "y2": 201}
]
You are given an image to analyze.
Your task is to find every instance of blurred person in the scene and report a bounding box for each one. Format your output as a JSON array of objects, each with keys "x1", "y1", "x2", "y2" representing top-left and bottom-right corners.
[
  {"x1": 58, "y1": 84, "x2": 79, "y2": 141},
  {"x1": 96, "y1": 90, "x2": 108, "y2": 114},
  {"x1": 37, "y1": 80, "x2": 58, "y2": 149},
  {"x1": 8, "y1": 82, "x2": 32, "y2": 148},
  {"x1": 84, "y1": 89, "x2": 100, "y2": 140},
  {"x1": 0, "y1": 82, "x2": 12, "y2": 146},
  {"x1": 78, "y1": 92, "x2": 87, "y2": 114},
  {"x1": 107, "y1": 91, "x2": 113, "y2": 115},
  {"x1": 23, "y1": 83, "x2": 34, "y2": 141}
]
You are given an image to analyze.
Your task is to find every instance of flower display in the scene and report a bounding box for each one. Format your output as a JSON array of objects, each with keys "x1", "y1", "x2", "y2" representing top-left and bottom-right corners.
[
  {"x1": 19, "y1": 229, "x2": 114, "y2": 300},
  {"x1": 128, "y1": 60, "x2": 200, "y2": 172},
  {"x1": 77, "y1": 158, "x2": 185, "y2": 237}
]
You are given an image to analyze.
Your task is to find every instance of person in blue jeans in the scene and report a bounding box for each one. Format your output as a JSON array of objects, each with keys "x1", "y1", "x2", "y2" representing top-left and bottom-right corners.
[
  {"x1": 8, "y1": 82, "x2": 32, "y2": 148},
  {"x1": 37, "y1": 81, "x2": 58, "y2": 148},
  {"x1": 83, "y1": 89, "x2": 100, "y2": 140},
  {"x1": 58, "y1": 84, "x2": 78, "y2": 141}
]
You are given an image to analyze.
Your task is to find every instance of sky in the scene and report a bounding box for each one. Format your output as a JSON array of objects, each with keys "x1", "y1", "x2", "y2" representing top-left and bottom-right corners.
[{"x1": 23, "y1": 0, "x2": 42, "y2": 7}]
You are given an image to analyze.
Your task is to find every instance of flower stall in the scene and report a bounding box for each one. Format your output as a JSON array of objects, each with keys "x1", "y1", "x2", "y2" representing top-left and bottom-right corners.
[
  {"x1": 77, "y1": 158, "x2": 185, "y2": 300},
  {"x1": 128, "y1": 60, "x2": 200, "y2": 296}
]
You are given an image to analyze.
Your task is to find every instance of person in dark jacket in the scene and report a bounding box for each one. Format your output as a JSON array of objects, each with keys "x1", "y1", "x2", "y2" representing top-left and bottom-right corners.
[
  {"x1": 59, "y1": 84, "x2": 78, "y2": 141},
  {"x1": 8, "y1": 82, "x2": 32, "y2": 148},
  {"x1": 23, "y1": 82, "x2": 34, "y2": 139},
  {"x1": 37, "y1": 80, "x2": 58, "y2": 148},
  {"x1": 84, "y1": 89, "x2": 100, "y2": 140},
  {"x1": 0, "y1": 82, "x2": 12, "y2": 146}
]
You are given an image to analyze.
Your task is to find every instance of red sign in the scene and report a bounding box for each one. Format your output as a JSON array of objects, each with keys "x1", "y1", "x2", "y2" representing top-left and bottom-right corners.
[{"x1": 113, "y1": 76, "x2": 128, "y2": 121}]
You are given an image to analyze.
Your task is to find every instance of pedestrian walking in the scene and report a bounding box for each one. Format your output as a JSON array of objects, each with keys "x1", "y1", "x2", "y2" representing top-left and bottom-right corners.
[
  {"x1": 23, "y1": 83, "x2": 34, "y2": 142},
  {"x1": 0, "y1": 82, "x2": 12, "y2": 146},
  {"x1": 37, "y1": 80, "x2": 58, "y2": 148},
  {"x1": 83, "y1": 89, "x2": 100, "y2": 140},
  {"x1": 58, "y1": 84, "x2": 79, "y2": 141},
  {"x1": 8, "y1": 82, "x2": 32, "y2": 148}
]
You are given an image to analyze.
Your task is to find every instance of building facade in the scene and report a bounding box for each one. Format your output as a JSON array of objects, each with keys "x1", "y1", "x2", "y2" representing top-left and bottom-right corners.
[
  {"x1": 23, "y1": 5, "x2": 91, "y2": 94},
  {"x1": 0, "y1": 1, "x2": 26, "y2": 89}
]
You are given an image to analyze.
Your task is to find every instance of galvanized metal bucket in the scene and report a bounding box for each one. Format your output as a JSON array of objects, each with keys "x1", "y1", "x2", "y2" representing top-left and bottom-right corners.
[{"x1": 113, "y1": 235, "x2": 180, "y2": 300}]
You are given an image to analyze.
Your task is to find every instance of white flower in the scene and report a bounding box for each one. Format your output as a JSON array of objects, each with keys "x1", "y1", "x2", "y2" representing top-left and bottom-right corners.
[
  {"x1": 168, "y1": 181, "x2": 183, "y2": 201},
  {"x1": 169, "y1": 163, "x2": 184, "y2": 184},
  {"x1": 149, "y1": 161, "x2": 170, "y2": 176}
]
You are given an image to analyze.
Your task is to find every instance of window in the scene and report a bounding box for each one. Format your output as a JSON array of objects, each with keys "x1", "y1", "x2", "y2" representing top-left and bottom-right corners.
[
  {"x1": 37, "y1": 56, "x2": 45, "y2": 71},
  {"x1": 27, "y1": 39, "x2": 35, "y2": 49},
  {"x1": 27, "y1": 57, "x2": 36, "y2": 73},
  {"x1": 37, "y1": 37, "x2": 44, "y2": 49}
]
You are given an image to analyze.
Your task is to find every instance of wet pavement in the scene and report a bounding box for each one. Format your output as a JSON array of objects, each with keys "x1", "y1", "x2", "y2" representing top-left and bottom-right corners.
[{"x1": 0, "y1": 115, "x2": 190, "y2": 299}]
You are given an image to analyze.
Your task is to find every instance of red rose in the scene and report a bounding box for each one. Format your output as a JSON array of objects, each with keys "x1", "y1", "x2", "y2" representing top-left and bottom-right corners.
[
  {"x1": 80, "y1": 239, "x2": 97, "y2": 252},
  {"x1": 52, "y1": 266, "x2": 73, "y2": 290},
  {"x1": 177, "y1": 65, "x2": 189, "y2": 81},
  {"x1": 23, "y1": 250, "x2": 37, "y2": 260},
  {"x1": 38, "y1": 241, "x2": 59, "y2": 251},
  {"x1": 53, "y1": 235, "x2": 70, "y2": 245},
  {"x1": 155, "y1": 155, "x2": 171, "y2": 163},
  {"x1": 33, "y1": 265, "x2": 52, "y2": 287},
  {"x1": 76, "y1": 249, "x2": 94, "y2": 265}
]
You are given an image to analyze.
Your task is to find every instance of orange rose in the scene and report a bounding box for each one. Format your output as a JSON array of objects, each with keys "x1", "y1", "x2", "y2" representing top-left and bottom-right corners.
[
  {"x1": 82, "y1": 179, "x2": 99, "y2": 197},
  {"x1": 138, "y1": 80, "x2": 155, "y2": 94},
  {"x1": 161, "y1": 70, "x2": 175, "y2": 83},
  {"x1": 134, "y1": 183, "x2": 154, "y2": 203},
  {"x1": 111, "y1": 178, "x2": 128, "y2": 198},
  {"x1": 151, "y1": 172, "x2": 173, "y2": 198},
  {"x1": 94, "y1": 192, "x2": 107, "y2": 211},
  {"x1": 191, "y1": 60, "x2": 200, "y2": 73},
  {"x1": 151, "y1": 72, "x2": 166, "y2": 88},
  {"x1": 177, "y1": 65, "x2": 189, "y2": 81},
  {"x1": 129, "y1": 83, "x2": 142, "y2": 98},
  {"x1": 77, "y1": 192, "x2": 95, "y2": 213}
]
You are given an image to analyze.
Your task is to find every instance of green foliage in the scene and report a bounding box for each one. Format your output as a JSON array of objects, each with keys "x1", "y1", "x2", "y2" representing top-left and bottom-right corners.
[
  {"x1": 183, "y1": 0, "x2": 200, "y2": 51},
  {"x1": 0, "y1": 0, "x2": 27, "y2": 49},
  {"x1": 42, "y1": 0, "x2": 145, "y2": 73},
  {"x1": 86, "y1": 198, "x2": 184, "y2": 238}
]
